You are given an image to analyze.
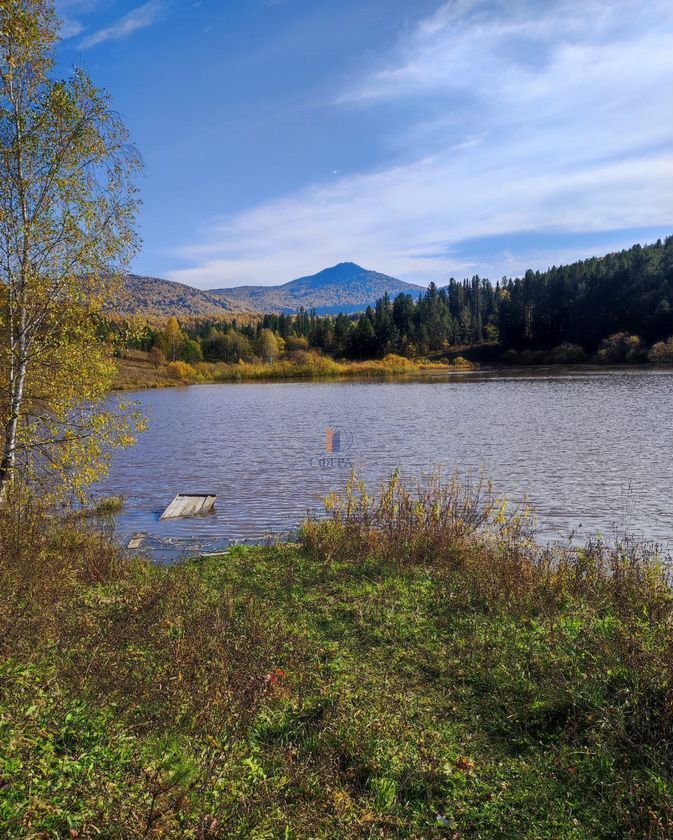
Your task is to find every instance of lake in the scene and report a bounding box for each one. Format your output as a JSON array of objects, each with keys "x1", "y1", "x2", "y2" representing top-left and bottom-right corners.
[{"x1": 97, "y1": 368, "x2": 673, "y2": 559}]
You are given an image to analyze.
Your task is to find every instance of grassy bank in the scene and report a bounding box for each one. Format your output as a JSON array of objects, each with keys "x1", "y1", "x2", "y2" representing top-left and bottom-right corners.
[
  {"x1": 113, "y1": 349, "x2": 471, "y2": 390},
  {"x1": 1, "y1": 478, "x2": 673, "y2": 837}
]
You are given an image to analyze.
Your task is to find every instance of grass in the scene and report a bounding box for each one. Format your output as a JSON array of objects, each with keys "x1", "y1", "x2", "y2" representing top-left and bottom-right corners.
[
  {"x1": 92, "y1": 496, "x2": 124, "y2": 515},
  {"x1": 1, "y1": 476, "x2": 673, "y2": 837},
  {"x1": 67, "y1": 496, "x2": 125, "y2": 520},
  {"x1": 113, "y1": 350, "x2": 472, "y2": 390}
]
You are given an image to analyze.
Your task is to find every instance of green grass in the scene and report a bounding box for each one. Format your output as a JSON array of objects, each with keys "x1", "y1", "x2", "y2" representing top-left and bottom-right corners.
[
  {"x1": 1, "y1": 483, "x2": 673, "y2": 837},
  {"x1": 91, "y1": 496, "x2": 124, "y2": 515},
  {"x1": 66, "y1": 496, "x2": 125, "y2": 520}
]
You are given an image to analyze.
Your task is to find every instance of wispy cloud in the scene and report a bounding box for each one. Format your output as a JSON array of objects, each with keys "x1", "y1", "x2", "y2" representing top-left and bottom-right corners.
[
  {"x1": 338, "y1": 0, "x2": 671, "y2": 106},
  {"x1": 79, "y1": 1, "x2": 163, "y2": 49},
  {"x1": 55, "y1": 0, "x2": 97, "y2": 39},
  {"x1": 59, "y1": 17, "x2": 85, "y2": 38},
  {"x1": 168, "y1": 0, "x2": 673, "y2": 288}
]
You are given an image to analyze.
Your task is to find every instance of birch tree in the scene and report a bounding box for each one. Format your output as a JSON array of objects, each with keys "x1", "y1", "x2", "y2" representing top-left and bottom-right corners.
[{"x1": 0, "y1": 0, "x2": 143, "y2": 498}]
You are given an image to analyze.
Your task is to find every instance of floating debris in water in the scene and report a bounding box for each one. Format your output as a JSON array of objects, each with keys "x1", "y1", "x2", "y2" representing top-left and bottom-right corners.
[
  {"x1": 160, "y1": 493, "x2": 217, "y2": 520},
  {"x1": 127, "y1": 533, "x2": 144, "y2": 550}
]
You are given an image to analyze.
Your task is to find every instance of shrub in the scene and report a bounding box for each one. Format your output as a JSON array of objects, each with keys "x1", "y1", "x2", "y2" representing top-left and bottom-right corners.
[
  {"x1": 530, "y1": 350, "x2": 550, "y2": 365},
  {"x1": 194, "y1": 361, "x2": 213, "y2": 378},
  {"x1": 501, "y1": 349, "x2": 519, "y2": 364},
  {"x1": 649, "y1": 336, "x2": 673, "y2": 363},
  {"x1": 148, "y1": 346, "x2": 166, "y2": 368},
  {"x1": 550, "y1": 342, "x2": 587, "y2": 364},
  {"x1": 301, "y1": 469, "x2": 534, "y2": 571},
  {"x1": 301, "y1": 470, "x2": 673, "y2": 625},
  {"x1": 0, "y1": 493, "x2": 122, "y2": 648},
  {"x1": 597, "y1": 332, "x2": 645, "y2": 363},
  {"x1": 166, "y1": 360, "x2": 196, "y2": 380},
  {"x1": 284, "y1": 335, "x2": 309, "y2": 352},
  {"x1": 285, "y1": 349, "x2": 310, "y2": 365},
  {"x1": 300, "y1": 351, "x2": 341, "y2": 375},
  {"x1": 380, "y1": 353, "x2": 413, "y2": 369},
  {"x1": 94, "y1": 496, "x2": 124, "y2": 515}
]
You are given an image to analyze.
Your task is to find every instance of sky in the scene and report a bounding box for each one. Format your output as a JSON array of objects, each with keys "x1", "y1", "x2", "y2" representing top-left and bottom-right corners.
[{"x1": 54, "y1": 0, "x2": 673, "y2": 289}]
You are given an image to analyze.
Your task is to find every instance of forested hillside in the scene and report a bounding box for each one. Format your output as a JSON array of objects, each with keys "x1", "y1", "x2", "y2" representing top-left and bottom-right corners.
[
  {"x1": 112, "y1": 239, "x2": 673, "y2": 368},
  {"x1": 353, "y1": 237, "x2": 673, "y2": 356},
  {"x1": 496, "y1": 238, "x2": 673, "y2": 349},
  {"x1": 257, "y1": 237, "x2": 673, "y2": 360},
  {"x1": 111, "y1": 274, "x2": 252, "y2": 318}
]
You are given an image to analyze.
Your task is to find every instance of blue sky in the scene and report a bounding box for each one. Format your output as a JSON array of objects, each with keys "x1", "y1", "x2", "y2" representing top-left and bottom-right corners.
[{"x1": 55, "y1": 0, "x2": 673, "y2": 288}]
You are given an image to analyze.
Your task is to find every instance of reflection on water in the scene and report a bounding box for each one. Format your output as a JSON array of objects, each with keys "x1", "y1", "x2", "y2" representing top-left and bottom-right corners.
[{"x1": 95, "y1": 368, "x2": 673, "y2": 559}]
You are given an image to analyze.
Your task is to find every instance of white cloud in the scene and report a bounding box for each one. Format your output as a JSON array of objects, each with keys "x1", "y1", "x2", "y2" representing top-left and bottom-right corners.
[
  {"x1": 79, "y1": 1, "x2": 163, "y2": 49},
  {"x1": 169, "y1": 151, "x2": 672, "y2": 288},
  {"x1": 59, "y1": 17, "x2": 85, "y2": 38},
  {"x1": 338, "y1": 0, "x2": 671, "y2": 105},
  {"x1": 168, "y1": 0, "x2": 673, "y2": 288},
  {"x1": 55, "y1": 0, "x2": 97, "y2": 39}
]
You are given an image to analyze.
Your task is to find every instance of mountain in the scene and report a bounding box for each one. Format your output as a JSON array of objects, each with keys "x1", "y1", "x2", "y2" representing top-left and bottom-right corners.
[
  {"x1": 109, "y1": 263, "x2": 426, "y2": 318},
  {"x1": 110, "y1": 274, "x2": 254, "y2": 319},
  {"x1": 208, "y1": 262, "x2": 425, "y2": 314}
]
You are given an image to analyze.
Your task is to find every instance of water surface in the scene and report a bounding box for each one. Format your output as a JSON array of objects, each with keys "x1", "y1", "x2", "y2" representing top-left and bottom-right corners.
[{"x1": 96, "y1": 368, "x2": 673, "y2": 558}]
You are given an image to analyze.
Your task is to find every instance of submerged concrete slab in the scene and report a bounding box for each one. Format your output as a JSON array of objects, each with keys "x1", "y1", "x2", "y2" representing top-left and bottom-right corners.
[{"x1": 160, "y1": 493, "x2": 217, "y2": 520}]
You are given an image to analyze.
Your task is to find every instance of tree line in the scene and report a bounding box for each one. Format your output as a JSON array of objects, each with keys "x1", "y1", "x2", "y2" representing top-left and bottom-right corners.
[{"x1": 119, "y1": 237, "x2": 673, "y2": 366}]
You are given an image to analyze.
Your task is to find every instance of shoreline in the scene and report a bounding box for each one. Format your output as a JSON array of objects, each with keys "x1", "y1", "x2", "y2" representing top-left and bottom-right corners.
[
  {"x1": 112, "y1": 352, "x2": 473, "y2": 390},
  {"x1": 113, "y1": 354, "x2": 673, "y2": 391}
]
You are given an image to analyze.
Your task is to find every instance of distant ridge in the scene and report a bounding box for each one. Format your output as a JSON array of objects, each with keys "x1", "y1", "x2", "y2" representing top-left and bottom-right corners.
[
  {"x1": 111, "y1": 274, "x2": 253, "y2": 318},
  {"x1": 209, "y1": 262, "x2": 425, "y2": 314},
  {"x1": 110, "y1": 263, "x2": 426, "y2": 318}
]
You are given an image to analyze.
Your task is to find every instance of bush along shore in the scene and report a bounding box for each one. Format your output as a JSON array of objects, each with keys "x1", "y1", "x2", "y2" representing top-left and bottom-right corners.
[
  {"x1": 111, "y1": 334, "x2": 673, "y2": 390},
  {"x1": 113, "y1": 349, "x2": 474, "y2": 390},
  {"x1": 2, "y1": 474, "x2": 673, "y2": 838}
]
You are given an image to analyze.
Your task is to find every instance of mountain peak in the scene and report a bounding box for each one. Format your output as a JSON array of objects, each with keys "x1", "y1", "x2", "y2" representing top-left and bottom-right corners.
[
  {"x1": 211, "y1": 263, "x2": 425, "y2": 314},
  {"x1": 287, "y1": 262, "x2": 372, "y2": 289}
]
